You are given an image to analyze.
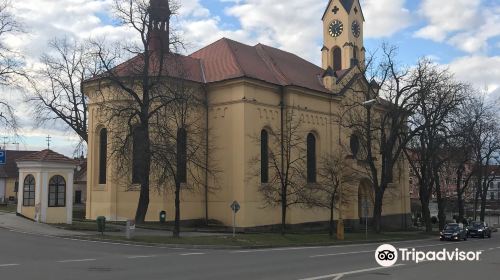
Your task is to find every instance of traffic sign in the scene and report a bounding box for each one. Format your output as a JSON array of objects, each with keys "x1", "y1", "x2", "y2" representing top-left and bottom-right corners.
[
  {"x1": 0, "y1": 150, "x2": 5, "y2": 165},
  {"x1": 230, "y1": 201, "x2": 240, "y2": 213}
]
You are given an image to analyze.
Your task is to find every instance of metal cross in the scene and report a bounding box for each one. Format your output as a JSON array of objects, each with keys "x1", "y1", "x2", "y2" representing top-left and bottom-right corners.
[
  {"x1": 46, "y1": 135, "x2": 52, "y2": 149},
  {"x1": 332, "y1": 6, "x2": 339, "y2": 14}
]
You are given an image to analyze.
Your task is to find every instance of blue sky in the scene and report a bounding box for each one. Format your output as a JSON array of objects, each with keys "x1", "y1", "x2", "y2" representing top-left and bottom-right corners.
[{"x1": 2, "y1": 0, "x2": 500, "y2": 156}]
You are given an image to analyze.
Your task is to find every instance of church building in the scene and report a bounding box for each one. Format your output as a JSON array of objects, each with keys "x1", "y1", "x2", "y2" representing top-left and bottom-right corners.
[{"x1": 84, "y1": 0, "x2": 411, "y2": 229}]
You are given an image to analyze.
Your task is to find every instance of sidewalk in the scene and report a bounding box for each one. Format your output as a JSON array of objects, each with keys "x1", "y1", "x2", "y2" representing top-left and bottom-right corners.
[{"x1": 0, "y1": 212, "x2": 89, "y2": 237}]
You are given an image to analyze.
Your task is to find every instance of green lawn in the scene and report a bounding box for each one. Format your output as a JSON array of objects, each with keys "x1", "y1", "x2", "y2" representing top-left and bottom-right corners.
[
  {"x1": 53, "y1": 221, "x2": 121, "y2": 232},
  {"x1": 90, "y1": 231, "x2": 436, "y2": 248}
]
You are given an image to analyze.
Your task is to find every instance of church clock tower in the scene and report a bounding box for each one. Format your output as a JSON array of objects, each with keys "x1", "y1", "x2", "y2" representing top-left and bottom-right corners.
[{"x1": 321, "y1": 0, "x2": 365, "y2": 72}]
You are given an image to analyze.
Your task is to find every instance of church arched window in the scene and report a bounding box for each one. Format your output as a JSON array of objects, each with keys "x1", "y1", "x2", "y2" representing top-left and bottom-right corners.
[
  {"x1": 307, "y1": 133, "x2": 317, "y2": 183},
  {"x1": 177, "y1": 127, "x2": 187, "y2": 184},
  {"x1": 98, "y1": 128, "x2": 107, "y2": 184},
  {"x1": 261, "y1": 129, "x2": 269, "y2": 183},
  {"x1": 132, "y1": 126, "x2": 143, "y2": 184},
  {"x1": 333, "y1": 47, "x2": 342, "y2": 72}
]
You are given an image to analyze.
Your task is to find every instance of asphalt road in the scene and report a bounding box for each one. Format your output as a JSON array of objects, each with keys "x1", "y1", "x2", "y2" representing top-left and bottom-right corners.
[{"x1": 0, "y1": 228, "x2": 499, "y2": 280}]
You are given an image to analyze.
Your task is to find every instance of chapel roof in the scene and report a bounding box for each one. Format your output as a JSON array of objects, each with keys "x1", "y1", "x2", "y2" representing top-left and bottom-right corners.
[{"x1": 16, "y1": 149, "x2": 79, "y2": 165}]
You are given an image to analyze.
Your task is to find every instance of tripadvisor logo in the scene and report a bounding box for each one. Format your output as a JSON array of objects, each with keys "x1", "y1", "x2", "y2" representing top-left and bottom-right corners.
[
  {"x1": 375, "y1": 244, "x2": 398, "y2": 267},
  {"x1": 375, "y1": 244, "x2": 483, "y2": 267}
]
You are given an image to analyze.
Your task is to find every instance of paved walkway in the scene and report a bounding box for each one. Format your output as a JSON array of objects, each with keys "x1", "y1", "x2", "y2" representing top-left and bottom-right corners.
[{"x1": 0, "y1": 212, "x2": 88, "y2": 236}]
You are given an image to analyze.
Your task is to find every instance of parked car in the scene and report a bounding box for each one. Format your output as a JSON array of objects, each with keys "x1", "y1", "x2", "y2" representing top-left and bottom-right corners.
[
  {"x1": 440, "y1": 223, "x2": 468, "y2": 241},
  {"x1": 467, "y1": 222, "x2": 492, "y2": 238}
]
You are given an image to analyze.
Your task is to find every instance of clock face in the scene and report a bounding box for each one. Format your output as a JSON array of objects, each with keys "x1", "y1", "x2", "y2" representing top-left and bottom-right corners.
[
  {"x1": 352, "y1": 20, "x2": 361, "y2": 38},
  {"x1": 329, "y1": 20, "x2": 344, "y2": 37}
]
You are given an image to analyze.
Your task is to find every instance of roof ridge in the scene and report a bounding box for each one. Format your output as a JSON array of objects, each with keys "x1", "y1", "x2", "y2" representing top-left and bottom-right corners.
[
  {"x1": 223, "y1": 39, "x2": 246, "y2": 78},
  {"x1": 254, "y1": 44, "x2": 290, "y2": 85}
]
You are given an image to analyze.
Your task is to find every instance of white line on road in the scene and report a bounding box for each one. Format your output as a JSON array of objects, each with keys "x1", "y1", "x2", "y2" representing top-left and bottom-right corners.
[
  {"x1": 127, "y1": 255, "x2": 157, "y2": 259},
  {"x1": 297, "y1": 264, "x2": 406, "y2": 280},
  {"x1": 180, "y1": 253, "x2": 205, "y2": 256},
  {"x1": 56, "y1": 259, "x2": 97, "y2": 263},
  {"x1": 231, "y1": 238, "x2": 439, "y2": 254},
  {"x1": 332, "y1": 274, "x2": 344, "y2": 280},
  {"x1": 0, "y1": 264, "x2": 20, "y2": 268},
  {"x1": 309, "y1": 242, "x2": 458, "y2": 258},
  {"x1": 310, "y1": 250, "x2": 374, "y2": 258}
]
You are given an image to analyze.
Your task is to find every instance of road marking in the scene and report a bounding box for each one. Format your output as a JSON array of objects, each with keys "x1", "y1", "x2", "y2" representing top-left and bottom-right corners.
[
  {"x1": 0, "y1": 264, "x2": 20, "y2": 268},
  {"x1": 310, "y1": 250, "x2": 374, "y2": 258},
  {"x1": 57, "y1": 259, "x2": 97, "y2": 263},
  {"x1": 297, "y1": 264, "x2": 406, "y2": 280},
  {"x1": 180, "y1": 253, "x2": 205, "y2": 256},
  {"x1": 309, "y1": 242, "x2": 458, "y2": 258},
  {"x1": 127, "y1": 255, "x2": 157, "y2": 259},
  {"x1": 332, "y1": 275, "x2": 344, "y2": 280}
]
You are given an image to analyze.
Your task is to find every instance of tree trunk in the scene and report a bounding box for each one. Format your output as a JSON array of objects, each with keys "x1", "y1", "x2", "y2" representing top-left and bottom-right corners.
[
  {"x1": 456, "y1": 171, "x2": 465, "y2": 223},
  {"x1": 420, "y1": 198, "x2": 432, "y2": 232},
  {"x1": 173, "y1": 180, "x2": 181, "y2": 238},
  {"x1": 373, "y1": 188, "x2": 384, "y2": 233},
  {"x1": 329, "y1": 197, "x2": 334, "y2": 238},
  {"x1": 134, "y1": 125, "x2": 151, "y2": 224},
  {"x1": 457, "y1": 191, "x2": 465, "y2": 223},
  {"x1": 480, "y1": 184, "x2": 487, "y2": 222},
  {"x1": 281, "y1": 185, "x2": 287, "y2": 236}
]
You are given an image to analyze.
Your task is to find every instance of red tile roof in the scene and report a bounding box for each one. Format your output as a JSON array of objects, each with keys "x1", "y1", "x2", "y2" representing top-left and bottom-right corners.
[
  {"x1": 87, "y1": 38, "x2": 336, "y2": 94},
  {"x1": 16, "y1": 150, "x2": 79, "y2": 165},
  {"x1": 190, "y1": 38, "x2": 330, "y2": 93},
  {"x1": 0, "y1": 151, "x2": 38, "y2": 178}
]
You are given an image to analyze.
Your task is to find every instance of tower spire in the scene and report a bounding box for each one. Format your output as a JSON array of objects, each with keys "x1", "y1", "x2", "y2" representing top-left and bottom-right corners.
[{"x1": 148, "y1": 0, "x2": 171, "y2": 53}]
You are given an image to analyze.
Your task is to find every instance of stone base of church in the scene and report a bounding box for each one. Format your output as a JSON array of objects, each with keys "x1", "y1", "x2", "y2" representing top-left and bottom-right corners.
[{"x1": 146, "y1": 213, "x2": 413, "y2": 233}]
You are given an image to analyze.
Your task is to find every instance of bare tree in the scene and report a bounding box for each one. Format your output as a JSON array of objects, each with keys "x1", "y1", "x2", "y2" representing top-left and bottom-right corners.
[
  {"x1": 343, "y1": 45, "x2": 438, "y2": 233},
  {"x1": 404, "y1": 63, "x2": 467, "y2": 231},
  {"x1": 28, "y1": 37, "x2": 98, "y2": 143},
  {"x1": 0, "y1": 0, "x2": 23, "y2": 132},
  {"x1": 149, "y1": 70, "x2": 216, "y2": 237},
  {"x1": 307, "y1": 151, "x2": 357, "y2": 237},
  {"x1": 86, "y1": 0, "x2": 183, "y2": 223},
  {"x1": 249, "y1": 107, "x2": 310, "y2": 235}
]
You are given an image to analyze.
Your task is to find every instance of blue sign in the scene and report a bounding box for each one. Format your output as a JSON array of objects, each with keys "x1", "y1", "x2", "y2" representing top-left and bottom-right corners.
[{"x1": 0, "y1": 150, "x2": 5, "y2": 165}]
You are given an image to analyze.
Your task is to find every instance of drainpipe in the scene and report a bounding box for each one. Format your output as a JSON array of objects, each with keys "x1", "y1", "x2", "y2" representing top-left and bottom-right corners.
[
  {"x1": 204, "y1": 84, "x2": 209, "y2": 224},
  {"x1": 280, "y1": 86, "x2": 285, "y2": 227}
]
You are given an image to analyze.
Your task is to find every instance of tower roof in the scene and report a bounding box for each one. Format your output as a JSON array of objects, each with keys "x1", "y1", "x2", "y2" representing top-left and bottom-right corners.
[{"x1": 322, "y1": 0, "x2": 365, "y2": 21}]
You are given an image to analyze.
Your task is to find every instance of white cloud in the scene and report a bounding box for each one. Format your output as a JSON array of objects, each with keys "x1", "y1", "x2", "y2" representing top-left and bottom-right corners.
[
  {"x1": 361, "y1": 0, "x2": 411, "y2": 38},
  {"x1": 448, "y1": 56, "x2": 500, "y2": 98},
  {"x1": 415, "y1": 0, "x2": 481, "y2": 41},
  {"x1": 415, "y1": 0, "x2": 500, "y2": 54}
]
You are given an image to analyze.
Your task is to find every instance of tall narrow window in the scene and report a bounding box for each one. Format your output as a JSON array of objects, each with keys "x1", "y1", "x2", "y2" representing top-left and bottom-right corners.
[
  {"x1": 98, "y1": 128, "x2": 107, "y2": 184},
  {"x1": 333, "y1": 47, "x2": 342, "y2": 72},
  {"x1": 23, "y1": 175, "x2": 35, "y2": 206},
  {"x1": 132, "y1": 127, "x2": 143, "y2": 184},
  {"x1": 177, "y1": 127, "x2": 187, "y2": 183},
  {"x1": 48, "y1": 175, "x2": 66, "y2": 207},
  {"x1": 307, "y1": 133, "x2": 317, "y2": 183},
  {"x1": 261, "y1": 129, "x2": 269, "y2": 183}
]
